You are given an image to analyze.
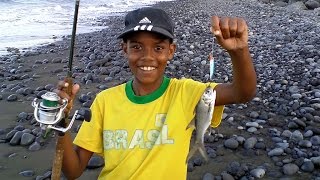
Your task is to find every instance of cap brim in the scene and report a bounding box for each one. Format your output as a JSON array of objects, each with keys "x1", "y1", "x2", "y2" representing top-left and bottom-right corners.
[{"x1": 118, "y1": 27, "x2": 173, "y2": 39}]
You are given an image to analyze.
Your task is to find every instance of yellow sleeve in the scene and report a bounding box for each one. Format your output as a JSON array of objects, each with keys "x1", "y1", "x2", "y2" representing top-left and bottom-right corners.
[{"x1": 73, "y1": 93, "x2": 104, "y2": 155}]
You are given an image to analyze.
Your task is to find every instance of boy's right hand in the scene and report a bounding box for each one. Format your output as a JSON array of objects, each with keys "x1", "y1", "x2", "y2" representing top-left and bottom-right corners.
[
  {"x1": 54, "y1": 81, "x2": 80, "y2": 113},
  {"x1": 210, "y1": 16, "x2": 249, "y2": 52}
]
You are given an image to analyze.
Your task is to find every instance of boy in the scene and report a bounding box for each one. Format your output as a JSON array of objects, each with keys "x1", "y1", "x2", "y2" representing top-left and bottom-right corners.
[{"x1": 56, "y1": 7, "x2": 256, "y2": 179}]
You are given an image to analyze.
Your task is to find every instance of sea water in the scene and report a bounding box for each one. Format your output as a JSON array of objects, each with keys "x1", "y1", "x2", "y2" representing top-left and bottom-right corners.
[{"x1": 0, "y1": 0, "x2": 173, "y2": 56}]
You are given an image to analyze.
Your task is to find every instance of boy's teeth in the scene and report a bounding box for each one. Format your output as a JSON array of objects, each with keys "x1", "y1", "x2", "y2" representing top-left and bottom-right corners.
[{"x1": 141, "y1": 67, "x2": 155, "y2": 71}]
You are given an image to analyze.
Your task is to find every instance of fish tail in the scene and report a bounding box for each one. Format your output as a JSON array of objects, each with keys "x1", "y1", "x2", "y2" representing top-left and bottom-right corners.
[
  {"x1": 199, "y1": 144, "x2": 209, "y2": 163},
  {"x1": 186, "y1": 145, "x2": 198, "y2": 163},
  {"x1": 187, "y1": 142, "x2": 210, "y2": 163}
]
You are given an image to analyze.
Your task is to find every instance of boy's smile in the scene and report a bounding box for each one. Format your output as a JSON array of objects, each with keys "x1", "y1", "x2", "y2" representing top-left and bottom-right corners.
[{"x1": 122, "y1": 31, "x2": 176, "y2": 96}]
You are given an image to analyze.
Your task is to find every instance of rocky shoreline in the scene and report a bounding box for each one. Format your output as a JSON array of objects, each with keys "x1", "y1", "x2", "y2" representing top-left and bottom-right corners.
[
  {"x1": 260, "y1": 0, "x2": 320, "y2": 11},
  {"x1": 1, "y1": 0, "x2": 320, "y2": 179}
]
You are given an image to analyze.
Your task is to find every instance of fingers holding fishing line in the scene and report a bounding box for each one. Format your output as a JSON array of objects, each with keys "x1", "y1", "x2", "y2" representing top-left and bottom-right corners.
[{"x1": 210, "y1": 16, "x2": 222, "y2": 38}]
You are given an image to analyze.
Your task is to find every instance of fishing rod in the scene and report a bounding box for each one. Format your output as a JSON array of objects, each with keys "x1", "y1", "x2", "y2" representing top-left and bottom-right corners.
[
  {"x1": 31, "y1": 0, "x2": 90, "y2": 179},
  {"x1": 51, "y1": 1, "x2": 80, "y2": 178}
]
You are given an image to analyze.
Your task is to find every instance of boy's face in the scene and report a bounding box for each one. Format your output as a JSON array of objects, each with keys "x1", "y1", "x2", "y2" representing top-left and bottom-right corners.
[{"x1": 122, "y1": 31, "x2": 176, "y2": 87}]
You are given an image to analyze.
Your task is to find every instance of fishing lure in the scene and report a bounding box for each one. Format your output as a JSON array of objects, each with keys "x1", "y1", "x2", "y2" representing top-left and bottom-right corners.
[{"x1": 209, "y1": 38, "x2": 215, "y2": 80}]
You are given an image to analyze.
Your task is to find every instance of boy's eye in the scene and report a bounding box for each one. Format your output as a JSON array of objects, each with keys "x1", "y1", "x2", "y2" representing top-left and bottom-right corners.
[
  {"x1": 155, "y1": 46, "x2": 164, "y2": 51},
  {"x1": 130, "y1": 44, "x2": 142, "y2": 50}
]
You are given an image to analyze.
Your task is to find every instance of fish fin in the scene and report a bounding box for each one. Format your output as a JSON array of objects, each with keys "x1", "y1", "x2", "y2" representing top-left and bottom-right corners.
[
  {"x1": 186, "y1": 144, "x2": 199, "y2": 163},
  {"x1": 186, "y1": 118, "x2": 196, "y2": 130},
  {"x1": 199, "y1": 144, "x2": 209, "y2": 163}
]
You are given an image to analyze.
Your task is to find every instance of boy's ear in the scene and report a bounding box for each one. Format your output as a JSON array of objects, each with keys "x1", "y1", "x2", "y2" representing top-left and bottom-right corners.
[
  {"x1": 168, "y1": 43, "x2": 177, "y2": 60},
  {"x1": 121, "y1": 42, "x2": 128, "y2": 55}
]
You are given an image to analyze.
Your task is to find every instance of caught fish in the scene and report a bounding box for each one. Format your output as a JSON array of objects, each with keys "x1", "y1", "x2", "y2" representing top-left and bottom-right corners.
[{"x1": 187, "y1": 86, "x2": 216, "y2": 163}]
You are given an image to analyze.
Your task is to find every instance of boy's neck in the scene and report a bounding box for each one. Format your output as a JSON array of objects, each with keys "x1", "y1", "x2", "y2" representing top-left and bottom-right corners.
[{"x1": 132, "y1": 77, "x2": 164, "y2": 96}]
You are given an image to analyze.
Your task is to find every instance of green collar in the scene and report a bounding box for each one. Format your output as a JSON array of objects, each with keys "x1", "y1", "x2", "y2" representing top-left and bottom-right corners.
[{"x1": 125, "y1": 77, "x2": 170, "y2": 104}]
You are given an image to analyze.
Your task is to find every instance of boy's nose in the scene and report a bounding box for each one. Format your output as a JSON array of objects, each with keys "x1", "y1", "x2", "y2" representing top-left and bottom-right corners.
[{"x1": 142, "y1": 48, "x2": 155, "y2": 60}]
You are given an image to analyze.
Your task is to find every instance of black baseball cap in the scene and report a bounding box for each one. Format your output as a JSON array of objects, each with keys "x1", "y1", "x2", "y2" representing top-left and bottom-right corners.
[{"x1": 118, "y1": 7, "x2": 174, "y2": 39}]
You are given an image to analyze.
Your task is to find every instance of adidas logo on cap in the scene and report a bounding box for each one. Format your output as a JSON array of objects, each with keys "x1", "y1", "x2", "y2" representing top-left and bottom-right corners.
[
  {"x1": 139, "y1": 17, "x2": 152, "y2": 24},
  {"x1": 134, "y1": 17, "x2": 153, "y2": 32}
]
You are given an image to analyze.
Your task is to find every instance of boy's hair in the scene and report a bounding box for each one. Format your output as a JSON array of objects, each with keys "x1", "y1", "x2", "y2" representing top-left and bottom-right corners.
[{"x1": 118, "y1": 7, "x2": 174, "y2": 42}]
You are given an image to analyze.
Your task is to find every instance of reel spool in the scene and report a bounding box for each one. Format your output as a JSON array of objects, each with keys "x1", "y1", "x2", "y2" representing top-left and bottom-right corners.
[
  {"x1": 32, "y1": 92, "x2": 91, "y2": 133},
  {"x1": 32, "y1": 92, "x2": 67, "y2": 125}
]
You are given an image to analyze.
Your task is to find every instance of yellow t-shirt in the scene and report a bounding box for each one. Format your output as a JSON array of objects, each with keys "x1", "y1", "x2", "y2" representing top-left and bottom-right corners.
[{"x1": 74, "y1": 77, "x2": 224, "y2": 179}]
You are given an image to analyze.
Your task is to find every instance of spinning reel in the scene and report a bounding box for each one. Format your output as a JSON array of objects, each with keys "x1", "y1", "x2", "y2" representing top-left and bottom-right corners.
[{"x1": 32, "y1": 92, "x2": 91, "y2": 133}]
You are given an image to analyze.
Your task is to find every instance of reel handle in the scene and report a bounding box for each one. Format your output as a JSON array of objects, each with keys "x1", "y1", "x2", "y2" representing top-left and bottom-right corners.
[{"x1": 48, "y1": 108, "x2": 91, "y2": 133}]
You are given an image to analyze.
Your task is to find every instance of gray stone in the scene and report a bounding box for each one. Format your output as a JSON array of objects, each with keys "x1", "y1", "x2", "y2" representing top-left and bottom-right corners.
[
  {"x1": 245, "y1": 122, "x2": 259, "y2": 128},
  {"x1": 276, "y1": 142, "x2": 289, "y2": 149},
  {"x1": 28, "y1": 142, "x2": 41, "y2": 151},
  {"x1": 7, "y1": 94, "x2": 18, "y2": 101},
  {"x1": 244, "y1": 137, "x2": 257, "y2": 149},
  {"x1": 193, "y1": 157, "x2": 203, "y2": 166},
  {"x1": 288, "y1": 86, "x2": 300, "y2": 94},
  {"x1": 203, "y1": 173, "x2": 214, "y2": 180},
  {"x1": 304, "y1": 130, "x2": 313, "y2": 137},
  {"x1": 187, "y1": 162, "x2": 194, "y2": 172},
  {"x1": 282, "y1": 163, "x2": 299, "y2": 175},
  {"x1": 43, "y1": 171, "x2": 52, "y2": 178},
  {"x1": 5, "y1": 129, "x2": 18, "y2": 141},
  {"x1": 14, "y1": 125, "x2": 24, "y2": 131},
  {"x1": 87, "y1": 156, "x2": 105, "y2": 169},
  {"x1": 290, "y1": 130, "x2": 303, "y2": 142},
  {"x1": 20, "y1": 133, "x2": 35, "y2": 146},
  {"x1": 247, "y1": 127, "x2": 257, "y2": 133},
  {"x1": 19, "y1": 170, "x2": 35, "y2": 177},
  {"x1": 221, "y1": 172, "x2": 234, "y2": 180},
  {"x1": 0, "y1": 128, "x2": 5, "y2": 135},
  {"x1": 293, "y1": 118, "x2": 306, "y2": 128},
  {"x1": 9, "y1": 131, "x2": 23, "y2": 145},
  {"x1": 235, "y1": 136, "x2": 245, "y2": 145},
  {"x1": 224, "y1": 138, "x2": 239, "y2": 149},
  {"x1": 22, "y1": 129, "x2": 31, "y2": 133},
  {"x1": 35, "y1": 175, "x2": 45, "y2": 180},
  {"x1": 305, "y1": 0, "x2": 320, "y2": 9},
  {"x1": 250, "y1": 168, "x2": 265, "y2": 178},
  {"x1": 298, "y1": 140, "x2": 312, "y2": 148},
  {"x1": 255, "y1": 142, "x2": 266, "y2": 149},
  {"x1": 291, "y1": 93, "x2": 302, "y2": 99},
  {"x1": 288, "y1": 122, "x2": 299, "y2": 129},
  {"x1": 311, "y1": 156, "x2": 320, "y2": 166},
  {"x1": 301, "y1": 160, "x2": 314, "y2": 172},
  {"x1": 281, "y1": 130, "x2": 292, "y2": 138},
  {"x1": 268, "y1": 148, "x2": 284, "y2": 156},
  {"x1": 249, "y1": 111, "x2": 259, "y2": 118},
  {"x1": 310, "y1": 136, "x2": 320, "y2": 145}
]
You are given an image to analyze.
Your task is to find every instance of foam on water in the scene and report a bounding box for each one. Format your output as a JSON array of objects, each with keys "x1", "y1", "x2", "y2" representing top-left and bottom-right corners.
[{"x1": 0, "y1": 0, "x2": 173, "y2": 56}]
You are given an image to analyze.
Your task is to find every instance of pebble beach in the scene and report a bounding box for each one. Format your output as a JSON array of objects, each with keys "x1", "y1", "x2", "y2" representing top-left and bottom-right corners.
[{"x1": 1, "y1": 0, "x2": 320, "y2": 179}]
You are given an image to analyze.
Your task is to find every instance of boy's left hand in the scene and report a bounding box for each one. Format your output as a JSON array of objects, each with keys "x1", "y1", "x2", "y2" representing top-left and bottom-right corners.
[
  {"x1": 54, "y1": 81, "x2": 80, "y2": 113},
  {"x1": 211, "y1": 16, "x2": 249, "y2": 52}
]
